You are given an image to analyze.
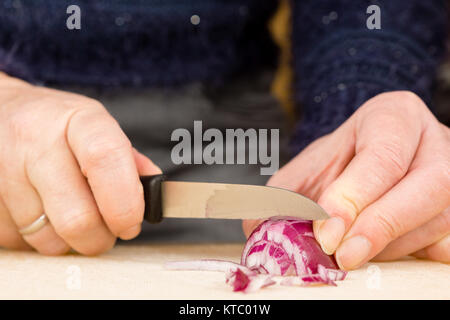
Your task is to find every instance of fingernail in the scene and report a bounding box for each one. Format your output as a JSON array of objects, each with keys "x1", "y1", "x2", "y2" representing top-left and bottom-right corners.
[
  {"x1": 336, "y1": 235, "x2": 372, "y2": 270},
  {"x1": 119, "y1": 224, "x2": 141, "y2": 240},
  {"x1": 317, "y1": 217, "x2": 346, "y2": 255}
]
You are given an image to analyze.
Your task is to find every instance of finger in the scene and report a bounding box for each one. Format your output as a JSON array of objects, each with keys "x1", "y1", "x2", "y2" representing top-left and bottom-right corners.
[
  {"x1": 0, "y1": 195, "x2": 30, "y2": 250},
  {"x1": 373, "y1": 207, "x2": 450, "y2": 261},
  {"x1": 335, "y1": 119, "x2": 449, "y2": 270},
  {"x1": 335, "y1": 159, "x2": 449, "y2": 269},
  {"x1": 242, "y1": 219, "x2": 262, "y2": 238},
  {"x1": 132, "y1": 148, "x2": 162, "y2": 176},
  {"x1": 412, "y1": 234, "x2": 450, "y2": 263},
  {"x1": 67, "y1": 107, "x2": 144, "y2": 240},
  {"x1": 315, "y1": 95, "x2": 424, "y2": 255},
  {"x1": 27, "y1": 139, "x2": 116, "y2": 255},
  {"x1": 243, "y1": 125, "x2": 354, "y2": 239},
  {"x1": 1, "y1": 175, "x2": 70, "y2": 255}
]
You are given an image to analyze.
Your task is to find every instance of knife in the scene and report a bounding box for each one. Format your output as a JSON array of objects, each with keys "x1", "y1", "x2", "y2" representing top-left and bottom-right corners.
[{"x1": 140, "y1": 175, "x2": 329, "y2": 223}]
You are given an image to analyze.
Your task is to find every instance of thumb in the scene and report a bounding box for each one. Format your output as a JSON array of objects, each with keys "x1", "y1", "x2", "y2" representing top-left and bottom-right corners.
[
  {"x1": 132, "y1": 148, "x2": 162, "y2": 176},
  {"x1": 267, "y1": 126, "x2": 354, "y2": 201},
  {"x1": 242, "y1": 124, "x2": 353, "y2": 238},
  {"x1": 242, "y1": 219, "x2": 262, "y2": 238}
]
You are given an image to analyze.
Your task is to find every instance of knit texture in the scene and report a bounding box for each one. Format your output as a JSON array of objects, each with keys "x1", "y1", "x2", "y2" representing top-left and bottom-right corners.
[
  {"x1": 0, "y1": 0, "x2": 277, "y2": 86},
  {"x1": 290, "y1": 0, "x2": 448, "y2": 153},
  {"x1": 0, "y1": 0, "x2": 447, "y2": 155}
]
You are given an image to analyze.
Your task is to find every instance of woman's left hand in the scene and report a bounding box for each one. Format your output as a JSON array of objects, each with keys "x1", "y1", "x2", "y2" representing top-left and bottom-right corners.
[{"x1": 243, "y1": 91, "x2": 450, "y2": 270}]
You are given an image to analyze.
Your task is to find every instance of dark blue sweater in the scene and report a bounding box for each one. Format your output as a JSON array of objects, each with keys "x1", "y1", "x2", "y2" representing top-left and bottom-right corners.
[
  {"x1": 291, "y1": 0, "x2": 447, "y2": 152},
  {"x1": 0, "y1": 0, "x2": 447, "y2": 154}
]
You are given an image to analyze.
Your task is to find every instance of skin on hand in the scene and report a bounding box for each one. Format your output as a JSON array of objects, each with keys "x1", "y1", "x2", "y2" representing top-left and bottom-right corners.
[
  {"x1": 243, "y1": 91, "x2": 450, "y2": 269},
  {"x1": 0, "y1": 73, "x2": 161, "y2": 255}
]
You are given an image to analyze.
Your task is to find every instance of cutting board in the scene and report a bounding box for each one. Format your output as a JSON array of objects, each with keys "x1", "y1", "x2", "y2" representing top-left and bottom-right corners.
[{"x1": 0, "y1": 243, "x2": 449, "y2": 299}]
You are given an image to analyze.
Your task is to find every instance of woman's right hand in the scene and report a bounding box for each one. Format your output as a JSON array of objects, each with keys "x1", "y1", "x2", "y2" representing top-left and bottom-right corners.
[{"x1": 0, "y1": 73, "x2": 161, "y2": 255}]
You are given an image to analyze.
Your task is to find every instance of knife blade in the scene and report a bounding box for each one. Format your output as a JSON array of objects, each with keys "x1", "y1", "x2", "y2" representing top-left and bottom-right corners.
[{"x1": 140, "y1": 175, "x2": 329, "y2": 223}]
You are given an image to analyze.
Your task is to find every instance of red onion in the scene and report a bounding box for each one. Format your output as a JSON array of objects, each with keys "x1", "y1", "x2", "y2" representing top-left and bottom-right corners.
[
  {"x1": 241, "y1": 217, "x2": 346, "y2": 286},
  {"x1": 166, "y1": 217, "x2": 346, "y2": 292},
  {"x1": 225, "y1": 268, "x2": 276, "y2": 293}
]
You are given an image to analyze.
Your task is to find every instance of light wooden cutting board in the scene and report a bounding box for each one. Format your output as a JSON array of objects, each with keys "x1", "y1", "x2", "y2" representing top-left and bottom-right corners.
[{"x1": 0, "y1": 243, "x2": 448, "y2": 299}]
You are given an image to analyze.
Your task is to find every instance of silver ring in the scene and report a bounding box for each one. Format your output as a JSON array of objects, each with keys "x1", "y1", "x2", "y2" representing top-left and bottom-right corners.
[{"x1": 19, "y1": 214, "x2": 48, "y2": 236}]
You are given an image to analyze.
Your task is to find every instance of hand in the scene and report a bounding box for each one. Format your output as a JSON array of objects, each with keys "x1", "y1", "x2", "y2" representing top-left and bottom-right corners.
[
  {"x1": 243, "y1": 91, "x2": 450, "y2": 269},
  {"x1": 0, "y1": 73, "x2": 161, "y2": 255}
]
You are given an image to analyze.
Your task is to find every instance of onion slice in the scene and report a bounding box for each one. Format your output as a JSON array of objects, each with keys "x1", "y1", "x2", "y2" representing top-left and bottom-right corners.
[
  {"x1": 241, "y1": 217, "x2": 339, "y2": 276},
  {"x1": 165, "y1": 218, "x2": 347, "y2": 292},
  {"x1": 226, "y1": 268, "x2": 276, "y2": 293}
]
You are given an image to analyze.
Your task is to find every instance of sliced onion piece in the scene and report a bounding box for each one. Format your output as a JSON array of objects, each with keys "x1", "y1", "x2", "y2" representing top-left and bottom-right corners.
[
  {"x1": 279, "y1": 265, "x2": 346, "y2": 287},
  {"x1": 242, "y1": 218, "x2": 339, "y2": 275},
  {"x1": 226, "y1": 268, "x2": 276, "y2": 293},
  {"x1": 165, "y1": 218, "x2": 346, "y2": 292}
]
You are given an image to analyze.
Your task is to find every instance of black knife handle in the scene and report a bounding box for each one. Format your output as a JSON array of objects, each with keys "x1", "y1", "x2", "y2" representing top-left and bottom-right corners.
[{"x1": 140, "y1": 174, "x2": 166, "y2": 224}]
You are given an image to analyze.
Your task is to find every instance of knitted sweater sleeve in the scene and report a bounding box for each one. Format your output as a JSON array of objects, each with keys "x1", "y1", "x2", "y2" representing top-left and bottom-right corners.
[{"x1": 289, "y1": 0, "x2": 448, "y2": 154}]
